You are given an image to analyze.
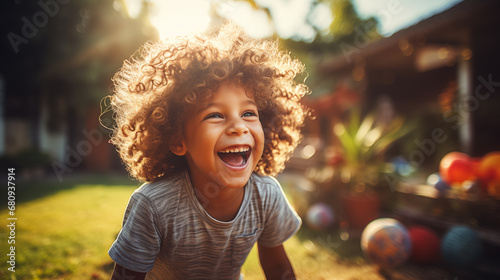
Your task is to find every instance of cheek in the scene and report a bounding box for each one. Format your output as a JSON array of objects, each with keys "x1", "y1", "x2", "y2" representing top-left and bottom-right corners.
[
  {"x1": 187, "y1": 129, "x2": 217, "y2": 151},
  {"x1": 253, "y1": 124, "x2": 265, "y2": 152}
]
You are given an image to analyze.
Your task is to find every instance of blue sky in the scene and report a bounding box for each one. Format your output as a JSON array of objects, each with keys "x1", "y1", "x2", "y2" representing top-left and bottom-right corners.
[{"x1": 352, "y1": 0, "x2": 463, "y2": 35}]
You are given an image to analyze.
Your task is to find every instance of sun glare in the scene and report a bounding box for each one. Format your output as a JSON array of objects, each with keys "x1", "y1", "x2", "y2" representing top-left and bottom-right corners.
[
  {"x1": 125, "y1": 0, "x2": 211, "y2": 40},
  {"x1": 151, "y1": 0, "x2": 211, "y2": 39}
]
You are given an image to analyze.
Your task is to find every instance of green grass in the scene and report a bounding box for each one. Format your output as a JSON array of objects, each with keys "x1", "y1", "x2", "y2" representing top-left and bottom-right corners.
[
  {"x1": 0, "y1": 174, "x2": 379, "y2": 280},
  {"x1": 0, "y1": 174, "x2": 139, "y2": 280}
]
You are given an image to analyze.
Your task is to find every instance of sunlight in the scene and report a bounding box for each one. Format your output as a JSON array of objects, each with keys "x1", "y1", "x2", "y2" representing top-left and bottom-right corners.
[
  {"x1": 122, "y1": 0, "x2": 329, "y2": 41},
  {"x1": 125, "y1": 0, "x2": 211, "y2": 40},
  {"x1": 217, "y1": 1, "x2": 273, "y2": 38},
  {"x1": 151, "y1": 0, "x2": 211, "y2": 39}
]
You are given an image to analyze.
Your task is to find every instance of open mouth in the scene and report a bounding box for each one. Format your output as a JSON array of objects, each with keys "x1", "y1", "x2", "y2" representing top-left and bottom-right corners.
[{"x1": 217, "y1": 146, "x2": 251, "y2": 167}]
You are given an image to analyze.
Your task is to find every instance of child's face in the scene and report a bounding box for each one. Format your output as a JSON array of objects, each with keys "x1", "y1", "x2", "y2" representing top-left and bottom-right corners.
[{"x1": 176, "y1": 82, "x2": 265, "y2": 190}]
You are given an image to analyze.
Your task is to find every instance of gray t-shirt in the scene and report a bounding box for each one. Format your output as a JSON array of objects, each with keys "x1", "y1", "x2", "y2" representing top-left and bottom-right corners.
[{"x1": 108, "y1": 171, "x2": 301, "y2": 280}]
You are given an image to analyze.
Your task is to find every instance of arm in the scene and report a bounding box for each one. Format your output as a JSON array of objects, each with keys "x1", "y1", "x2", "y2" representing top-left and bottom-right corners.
[
  {"x1": 111, "y1": 263, "x2": 147, "y2": 280},
  {"x1": 258, "y1": 243, "x2": 296, "y2": 280}
]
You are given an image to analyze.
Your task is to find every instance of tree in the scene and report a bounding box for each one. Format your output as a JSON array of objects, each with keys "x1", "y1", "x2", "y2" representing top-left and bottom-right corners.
[
  {"x1": 215, "y1": 0, "x2": 380, "y2": 97},
  {"x1": 1, "y1": 0, "x2": 157, "y2": 149}
]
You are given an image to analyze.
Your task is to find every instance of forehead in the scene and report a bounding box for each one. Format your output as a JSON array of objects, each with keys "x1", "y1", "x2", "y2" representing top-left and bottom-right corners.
[{"x1": 193, "y1": 82, "x2": 255, "y2": 108}]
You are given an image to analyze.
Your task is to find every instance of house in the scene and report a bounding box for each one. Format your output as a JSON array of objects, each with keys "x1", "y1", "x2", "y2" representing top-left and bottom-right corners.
[
  {"x1": 314, "y1": 2, "x2": 500, "y2": 271},
  {"x1": 317, "y1": 0, "x2": 500, "y2": 161}
]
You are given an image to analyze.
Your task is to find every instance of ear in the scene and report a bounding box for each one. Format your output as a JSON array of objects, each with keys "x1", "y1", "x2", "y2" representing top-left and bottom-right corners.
[{"x1": 170, "y1": 141, "x2": 187, "y2": 156}]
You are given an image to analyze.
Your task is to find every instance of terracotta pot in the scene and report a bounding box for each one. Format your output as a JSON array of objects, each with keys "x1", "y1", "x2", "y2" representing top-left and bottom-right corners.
[{"x1": 341, "y1": 191, "x2": 381, "y2": 231}]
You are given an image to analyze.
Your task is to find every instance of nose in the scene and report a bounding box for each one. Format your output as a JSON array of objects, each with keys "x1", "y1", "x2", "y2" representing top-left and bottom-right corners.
[{"x1": 226, "y1": 118, "x2": 249, "y2": 135}]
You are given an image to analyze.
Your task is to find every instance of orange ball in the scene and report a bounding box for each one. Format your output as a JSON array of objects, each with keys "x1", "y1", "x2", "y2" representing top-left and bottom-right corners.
[
  {"x1": 487, "y1": 182, "x2": 500, "y2": 199},
  {"x1": 477, "y1": 152, "x2": 500, "y2": 186},
  {"x1": 439, "y1": 152, "x2": 476, "y2": 186}
]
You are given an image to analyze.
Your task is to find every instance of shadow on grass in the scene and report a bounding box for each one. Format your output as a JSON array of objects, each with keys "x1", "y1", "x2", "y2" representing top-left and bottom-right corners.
[{"x1": 100, "y1": 261, "x2": 116, "y2": 276}]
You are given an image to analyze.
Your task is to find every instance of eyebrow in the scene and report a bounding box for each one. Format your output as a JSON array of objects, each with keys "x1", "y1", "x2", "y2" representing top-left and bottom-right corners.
[{"x1": 196, "y1": 100, "x2": 257, "y2": 114}]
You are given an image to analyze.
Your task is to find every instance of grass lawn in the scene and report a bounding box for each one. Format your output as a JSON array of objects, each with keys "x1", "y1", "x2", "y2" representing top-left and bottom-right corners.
[{"x1": 0, "y1": 173, "x2": 381, "y2": 280}]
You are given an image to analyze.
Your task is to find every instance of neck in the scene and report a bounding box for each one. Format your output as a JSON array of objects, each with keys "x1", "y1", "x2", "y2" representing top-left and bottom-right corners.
[{"x1": 192, "y1": 181, "x2": 245, "y2": 222}]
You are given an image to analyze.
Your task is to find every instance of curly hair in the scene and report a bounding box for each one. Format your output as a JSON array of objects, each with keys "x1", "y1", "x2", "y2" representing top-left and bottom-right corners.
[{"x1": 110, "y1": 23, "x2": 310, "y2": 182}]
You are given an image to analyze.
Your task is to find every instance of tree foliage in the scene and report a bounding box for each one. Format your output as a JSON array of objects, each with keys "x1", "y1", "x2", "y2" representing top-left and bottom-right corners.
[
  {"x1": 1, "y1": 0, "x2": 157, "y2": 132},
  {"x1": 225, "y1": 0, "x2": 381, "y2": 97}
]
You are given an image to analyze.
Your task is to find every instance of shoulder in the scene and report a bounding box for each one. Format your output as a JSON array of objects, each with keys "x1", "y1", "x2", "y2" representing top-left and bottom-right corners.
[
  {"x1": 249, "y1": 173, "x2": 286, "y2": 203},
  {"x1": 131, "y1": 172, "x2": 186, "y2": 212},
  {"x1": 250, "y1": 173, "x2": 302, "y2": 247},
  {"x1": 136, "y1": 172, "x2": 185, "y2": 195}
]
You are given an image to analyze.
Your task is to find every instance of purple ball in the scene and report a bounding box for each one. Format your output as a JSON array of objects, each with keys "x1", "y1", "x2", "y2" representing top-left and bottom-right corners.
[{"x1": 306, "y1": 203, "x2": 335, "y2": 230}]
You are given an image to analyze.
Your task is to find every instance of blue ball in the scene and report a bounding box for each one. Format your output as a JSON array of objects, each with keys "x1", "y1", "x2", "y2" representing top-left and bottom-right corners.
[
  {"x1": 434, "y1": 179, "x2": 451, "y2": 192},
  {"x1": 441, "y1": 226, "x2": 482, "y2": 267},
  {"x1": 392, "y1": 158, "x2": 415, "y2": 177}
]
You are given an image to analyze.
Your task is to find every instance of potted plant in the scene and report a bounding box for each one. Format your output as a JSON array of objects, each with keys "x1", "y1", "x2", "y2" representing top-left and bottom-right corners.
[{"x1": 331, "y1": 106, "x2": 413, "y2": 231}]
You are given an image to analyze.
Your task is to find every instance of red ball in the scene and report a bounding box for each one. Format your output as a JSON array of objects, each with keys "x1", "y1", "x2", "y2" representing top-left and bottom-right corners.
[
  {"x1": 439, "y1": 152, "x2": 476, "y2": 186},
  {"x1": 408, "y1": 226, "x2": 441, "y2": 264}
]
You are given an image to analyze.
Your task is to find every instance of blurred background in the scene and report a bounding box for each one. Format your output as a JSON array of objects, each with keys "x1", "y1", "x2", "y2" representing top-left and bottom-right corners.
[{"x1": 1, "y1": 0, "x2": 500, "y2": 279}]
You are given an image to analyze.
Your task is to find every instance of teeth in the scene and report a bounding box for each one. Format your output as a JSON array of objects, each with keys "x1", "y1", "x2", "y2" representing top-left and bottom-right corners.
[{"x1": 219, "y1": 146, "x2": 250, "y2": 153}]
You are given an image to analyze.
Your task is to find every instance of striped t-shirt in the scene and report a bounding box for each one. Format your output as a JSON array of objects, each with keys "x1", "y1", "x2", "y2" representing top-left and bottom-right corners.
[{"x1": 108, "y1": 170, "x2": 301, "y2": 279}]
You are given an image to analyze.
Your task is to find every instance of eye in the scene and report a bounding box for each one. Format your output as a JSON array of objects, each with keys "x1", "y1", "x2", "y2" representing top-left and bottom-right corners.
[
  {"x1": 242, "y1": 111, "x2": 258, "y2": 118},
  {"x1": 203, "y1": 112, "x2": 223, "y2": 120}
]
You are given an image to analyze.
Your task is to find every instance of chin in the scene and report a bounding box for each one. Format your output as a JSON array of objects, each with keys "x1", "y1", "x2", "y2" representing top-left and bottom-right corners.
[{"x1": 211, "y1": 166, "x2": 254, "y2": 189}]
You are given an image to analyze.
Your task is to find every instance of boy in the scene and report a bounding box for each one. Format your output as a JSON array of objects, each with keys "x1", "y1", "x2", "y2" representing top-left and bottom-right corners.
[{"x1": 108, "y1": 23, "x2": 309, "y2": 279}]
